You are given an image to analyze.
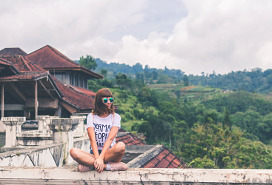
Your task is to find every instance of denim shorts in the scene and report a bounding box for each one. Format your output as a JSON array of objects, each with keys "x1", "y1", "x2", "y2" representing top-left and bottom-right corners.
[{"x1": 90, "y1": 150, "x2": 102, "y2": 155}]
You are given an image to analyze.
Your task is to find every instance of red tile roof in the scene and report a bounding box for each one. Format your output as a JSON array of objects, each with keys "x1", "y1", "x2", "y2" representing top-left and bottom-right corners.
[
  {"x1": 0, "y1": 48, "x2": 27, "y2": 56},
  {"x1": 0, "y1": 71, "x2": 49, "y2": 81},
  {"x1": 116, "y1": 132, "x2": 145, "y2": 145},
  {"x1": 51, "y1": 76, "x2": 95, "y2": 111},
  {"x1": 26, "y1": 45, "x2": 79, "y2": 68},
  {"x1": 26, "y1": 45, "x2": 102, "y2": 79},
  {"x1": 117, "y1": 132, "x2": 186, "y2": 168},
  {"x1": 1, "y1": 56, "x2": 45, "y2": 72},
  {"x1": 0, "y1": 46, "x2": 96, "y2": 114},
  {"x1": 0, "y1": 58, "x2": 14, "y2": 67},
  {"x1": 68, "y1": 85, "x2": 96, "y2": 97},
  {"x1": 0, "y1": 58, "x2": 20, "y2": 76},
  {"x1": 141, "y1": 146, "x2": 186, "y2": 168}
]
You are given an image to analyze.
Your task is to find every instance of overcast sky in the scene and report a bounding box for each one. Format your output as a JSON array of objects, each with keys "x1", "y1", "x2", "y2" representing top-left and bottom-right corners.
[{"x1": 1, "y1": 0, "x2": 272, "y2": 75}]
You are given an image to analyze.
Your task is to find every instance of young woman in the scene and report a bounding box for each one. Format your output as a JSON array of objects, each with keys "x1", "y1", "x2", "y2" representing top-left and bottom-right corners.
[{"x1": 70, "y1": 88, "x2": 128, "y2": 172}]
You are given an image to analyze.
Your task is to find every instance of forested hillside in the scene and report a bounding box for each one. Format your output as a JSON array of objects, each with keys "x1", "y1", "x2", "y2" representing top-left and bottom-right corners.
[
  {"x1": 80, "y1": 56, "x2": 272, "y2": 169},
  {"x1": 95, "y1": 58, "x2": 272, "y2": 94},
  {"x1": 189, "y1": 68, "x2": 272, "y2": 94}
]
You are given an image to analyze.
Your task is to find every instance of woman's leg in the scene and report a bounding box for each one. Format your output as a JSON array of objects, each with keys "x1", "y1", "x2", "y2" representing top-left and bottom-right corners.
[
  {"x1": 103, "y1": 142, "x2": 128, "y2": 171},
  {"x1": 104, "y1": 142, "x2": 126, "y2": 163},
  {"x1": 70, "y1": 148, "x2": 95, "y2": 167}
]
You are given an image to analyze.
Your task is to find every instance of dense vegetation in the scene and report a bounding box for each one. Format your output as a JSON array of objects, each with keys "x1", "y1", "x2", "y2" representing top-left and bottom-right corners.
[
  {"x1": 81, "y1": 56, "x2": 272, "y2": 169},
  {"x1": 95, "y1": 59, "x2": 272, "y2": 94},
  {"x1": 189, "y1": 68, "x2": 272, "y2": 94}
]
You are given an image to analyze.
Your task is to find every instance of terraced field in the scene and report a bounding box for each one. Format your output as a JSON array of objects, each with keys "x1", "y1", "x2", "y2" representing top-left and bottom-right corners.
[{"x1": 148, "y1": 84, "x2": 222, "y2": 101}]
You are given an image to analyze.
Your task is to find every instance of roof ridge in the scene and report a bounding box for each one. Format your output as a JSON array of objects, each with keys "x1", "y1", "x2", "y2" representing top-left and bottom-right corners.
[
  {"x1": 127, "y1": 145, "x2": 164, "y2": 168},
  {"x1": 26, "y1": 45, "x2": 103, "y2": 79},
  {"x1": 0, "y1": 57, "x2": 20, "y2": 74},
  {"x1": 46, "y1": 45, "x2": 80, "y2": 67},
  {"x1": 44, "y1": 45, "x2": 101, "y2": 75},
  {"x1": 0, "y1": 47, "x2": 27, "y2": 56},
  {"x1": 0, "y1": 71, "x2": 49, "y2": 81},
  {"x1": 0, "y1": 57, "x2": 13, "y2": 65},
  {"x1": 27, "y1": 45, "x2": 48, "y2": 56},
  {"x1": 20, "y1": 56, "x2": 32, "y2": 71},
  {"x1": 22, "y1": 56, "x2": 46, "y2": 72},
  {"x1": 67, "y1": 85, "x2": 95, "y2": 99}
]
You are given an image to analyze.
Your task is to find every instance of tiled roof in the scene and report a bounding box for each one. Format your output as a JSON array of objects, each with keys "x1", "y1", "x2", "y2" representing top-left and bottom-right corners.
[
  {"x1": 26, "y1": 45, "x2": 80, "y2": 68},
  {"x1": 117, "y1": 132, "x2": 186, "y2": 169},
  {"x1": 117, "y1": 132, "x2": 145, "y2": 145},
  {"x1": 0, "y1": 48, "x2": 27, "y2": 56},
  {"x1": 127, "y1": 144, "x2": 186, "y2": 169},
  {"x1": 26, "y1": 45, "x2": 103, "y2": 79},
  {"x1": 1, "y1": 56, "x2": 45, "y2": 72},
  {"x1": 142, "y1": 146, "x2": 185, "y2": 168},
  {"x1": 0, "y1": 46, "x2": 96, "y2": 114},
  {"x1": 0, "y1": 71, "x2": 49, "y2": 81},
  {"x1": 51, "y1": 76, "x2": 95, "y2": 111},
  {"x1": 68, "y1": 85, "x2": 96, "y2": 97},
  {"x1": 0, "y1": 58, "x2": 20, "y2": 76},
  {"x1": 0, "y1": 58, "x2": 14, "y2": 66}
]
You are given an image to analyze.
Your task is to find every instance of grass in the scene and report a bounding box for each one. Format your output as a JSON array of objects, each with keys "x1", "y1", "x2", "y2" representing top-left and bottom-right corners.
[
  {"x1": 121, "y1": 120, "x2": 144, "y2": 132},
  {"x1": 148, "y1": 83, "x2": 222, "y2": 102}
]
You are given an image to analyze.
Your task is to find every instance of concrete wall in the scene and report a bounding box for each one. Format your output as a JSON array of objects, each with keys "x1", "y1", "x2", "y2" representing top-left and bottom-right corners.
[
  {"x1": 0, "y1": 167, "x2": 271, "y2": 184},
  {"x1": 0, "y1": 136, "x2": 89, "y2": 167},
  {"x1": 0, "y1": 133, "x2": 4, "y2": 148},
  {"x1": 0, "y1": 120, "x2": 5, "y2": 133}
]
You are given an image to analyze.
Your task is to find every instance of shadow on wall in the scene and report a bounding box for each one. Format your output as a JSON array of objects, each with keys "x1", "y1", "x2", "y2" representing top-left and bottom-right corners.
[{"x1": 0, "y1": 132, "x2": 5, "y2": 149}]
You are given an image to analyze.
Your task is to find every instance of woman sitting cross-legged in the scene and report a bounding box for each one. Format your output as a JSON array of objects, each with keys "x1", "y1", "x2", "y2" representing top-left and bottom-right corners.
[{"x1": 70, "y1": 88, "x2": 128, "y2": 172}]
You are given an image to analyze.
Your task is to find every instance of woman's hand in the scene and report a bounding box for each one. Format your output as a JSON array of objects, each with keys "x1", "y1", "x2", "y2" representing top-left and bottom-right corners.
[{"x1": 94, "y1": 157, "x2": 104, "y2": 173}]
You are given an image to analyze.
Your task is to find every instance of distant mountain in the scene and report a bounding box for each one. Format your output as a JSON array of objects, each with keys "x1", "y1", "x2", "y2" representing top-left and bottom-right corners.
[
  {"x1": 82, "y1": 58, "x2": 272, "y2": 94},
  {"x1": 94, "y1": 58, "x2": 185, "y2": 80},
  {"x1": 95, "y1": 58, "x2": 139, "y2": 75}
]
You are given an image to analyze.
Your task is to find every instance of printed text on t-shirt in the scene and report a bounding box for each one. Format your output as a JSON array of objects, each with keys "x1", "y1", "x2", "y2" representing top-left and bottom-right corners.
[{"x1": 93, "y1": 123, "x2": 111, "y2": 147}]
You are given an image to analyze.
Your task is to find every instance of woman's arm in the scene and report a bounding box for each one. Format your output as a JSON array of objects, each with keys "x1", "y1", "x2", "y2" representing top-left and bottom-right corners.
[
  {"x1": 94, "y1": 126, "x2": 119, "y2": 172},
  {"x1": 87, "y1": 127, "x2": 99, "y2": 159},
  {"x1": 99, "y1": 126, "x2": 119, "y2": 158}
]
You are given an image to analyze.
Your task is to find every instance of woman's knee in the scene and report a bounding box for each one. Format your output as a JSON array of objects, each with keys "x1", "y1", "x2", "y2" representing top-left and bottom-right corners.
[
  {"x1": 70, "y1": 148, "x2": 80, "y2": 159},
  {"x1": 115, "y1": 142, "x2": 125, "y2": 154}
]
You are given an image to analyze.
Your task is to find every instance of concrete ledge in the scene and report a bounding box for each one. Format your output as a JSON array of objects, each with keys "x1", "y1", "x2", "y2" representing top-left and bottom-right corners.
[{"x1": 0, "y1": 167, "x2": 272, "y2": 184}]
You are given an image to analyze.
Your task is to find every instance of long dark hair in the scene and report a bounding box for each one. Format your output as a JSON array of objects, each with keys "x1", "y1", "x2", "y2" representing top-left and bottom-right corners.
[{"x1": 92, "y1": 88, "x2": 114, "y2": 115}]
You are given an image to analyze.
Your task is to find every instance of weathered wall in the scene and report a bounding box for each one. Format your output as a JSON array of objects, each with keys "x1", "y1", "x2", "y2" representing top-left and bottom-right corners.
[
  {"x1": 0, "y1": 120, "x2": 5, "y2": 133},
  {"x1": 0, "y1": 136, "x2": 89, "y2": 167},
  {"x1": 0, "y1": 167, "x2": 271, "y2": 185},
  {"x1": 0, "y1": 133, "x2": 4, "y2": 148}
]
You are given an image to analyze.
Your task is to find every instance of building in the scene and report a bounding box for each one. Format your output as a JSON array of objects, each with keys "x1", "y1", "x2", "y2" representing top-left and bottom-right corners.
[
  {"x1": 26, "y1": 45, "x2": 101, "y2": 89},
  {"x1": 0, "y1": 45, "x2": 102, "y2": 121}
]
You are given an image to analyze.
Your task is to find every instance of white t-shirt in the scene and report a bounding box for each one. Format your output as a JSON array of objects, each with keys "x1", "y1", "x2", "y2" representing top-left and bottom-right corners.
[{"x1": 86, "y1": 113, "x2": 121, "y2": 150}]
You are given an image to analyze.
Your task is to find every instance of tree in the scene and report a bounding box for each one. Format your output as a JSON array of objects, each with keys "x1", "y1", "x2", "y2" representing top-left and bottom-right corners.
[
  {"x1": 79, "y1": 55, "x2": 97, "y2": 70},
  {"x1": 101, "y1": 69, "x2": 108, "y2": 77},
  {"x1": 132, "y1": 63, "x2": 143, "y2": 73},
  {"x1": 182, "y1": 123, "x2": 272, "y2": 169},
  {"x1": 115, "y1": 73, "x2": 131, "y2": 89},
  {"x1": 223, "y1": 108, "x2": 231, "y2": 129},
  {"x1": 183, "y1": 75, "x2": 189, "y2": 86}
]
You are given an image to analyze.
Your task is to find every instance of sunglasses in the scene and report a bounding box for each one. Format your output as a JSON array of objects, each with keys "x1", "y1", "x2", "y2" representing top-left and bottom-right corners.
[{"x1": 102, "y1": 97, "x2": 114, "y2": 103}]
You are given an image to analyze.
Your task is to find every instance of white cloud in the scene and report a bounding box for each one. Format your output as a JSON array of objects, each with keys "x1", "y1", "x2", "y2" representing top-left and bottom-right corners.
[
  {"x1": 103, "y1": 0, "x2": 272, "y2": 75},
  {"x1": 256, "y1": 42, "x2": 272, "y2": 67},
  {"x1": 1, "y1": 0, "x2": 272, "y2": 75},
  {"x1": 0, "y1": 0, "x2": 147, "y2": 53}
]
